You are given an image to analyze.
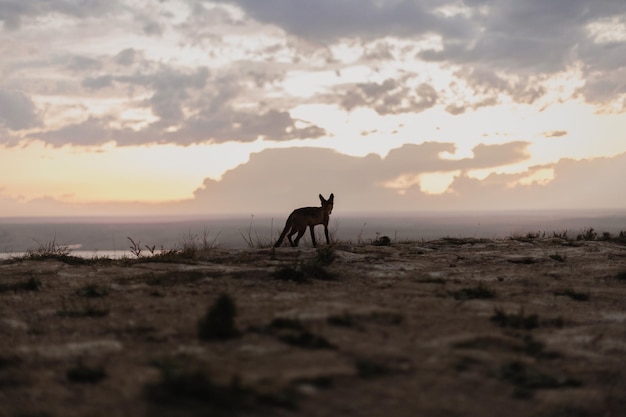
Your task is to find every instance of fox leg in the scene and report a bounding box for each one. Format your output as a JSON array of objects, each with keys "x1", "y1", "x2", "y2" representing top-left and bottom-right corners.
[
  {"x1": 324, "y1": 224, "x2": 330, "y2": 245},
  {"x1": 287, "y1": 226, "x2": 298, "y2": 246},
  {"x1": 309, "y1": 225, "x2": 317, "y2": 247},
  {"x1": 274, "y1": 219, "x2": 292, "y2": 247},
  {"x1": 293, "y1": 228, "x2": 306, "y2": 247}
]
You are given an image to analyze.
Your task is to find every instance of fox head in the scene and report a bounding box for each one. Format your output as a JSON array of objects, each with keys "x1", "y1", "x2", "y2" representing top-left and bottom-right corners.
[{"x1": 319, "y1": 193, "x2": 334, "y2": 214}]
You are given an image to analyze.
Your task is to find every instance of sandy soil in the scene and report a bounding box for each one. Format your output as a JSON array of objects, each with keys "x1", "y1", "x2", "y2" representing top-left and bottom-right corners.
[{"x1": 1, "y1": 237, "x2": 625, "y2": 417}]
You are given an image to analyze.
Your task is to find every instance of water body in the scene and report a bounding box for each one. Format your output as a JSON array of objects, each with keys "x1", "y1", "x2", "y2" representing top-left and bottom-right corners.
[{"x1": 1, "y1": 210, "x2": 625, "y2": 258}]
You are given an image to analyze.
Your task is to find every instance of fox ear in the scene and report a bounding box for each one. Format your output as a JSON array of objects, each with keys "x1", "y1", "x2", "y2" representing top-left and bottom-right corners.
[
  {"x1": 319, "y1": 194, "x2": 325, "y2": 203},
  {"x1": 329, "y1": 193, "x2": 334, "y2": 202}
]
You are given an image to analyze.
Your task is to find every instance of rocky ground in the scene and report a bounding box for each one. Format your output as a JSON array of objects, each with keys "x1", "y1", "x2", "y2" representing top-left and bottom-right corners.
[{"x1": 1, "y1": 236, "x2": 626, "y2": 417}]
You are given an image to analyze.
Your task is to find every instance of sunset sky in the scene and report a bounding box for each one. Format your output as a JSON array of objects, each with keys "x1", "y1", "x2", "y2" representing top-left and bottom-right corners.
[{"x1": 1, "y1": 0, "x2": 625, "y2": 217}]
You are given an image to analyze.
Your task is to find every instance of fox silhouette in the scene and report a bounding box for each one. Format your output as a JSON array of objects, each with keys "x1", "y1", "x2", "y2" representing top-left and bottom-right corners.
[{"x1": 274, "y1": 193, "x2": 334, "y2": 247}]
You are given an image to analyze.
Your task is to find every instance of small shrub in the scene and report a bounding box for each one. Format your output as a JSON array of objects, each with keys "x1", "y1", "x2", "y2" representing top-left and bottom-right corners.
[
  {"x1": 491, "y1": 308, "x2": 539, "y2": 330},
  {"x1": 577, "y1": 228, "x2": 597, "y2": 241},
  {"x1": 198, "y1": 294, "x2": 240, "y2": 341},
  {"x1": 315, "y1": 246, "x2": 336, "y2": 266},
  {"x1": 372, "y1": 235, "x2": 391, "y2": 246},
  {"x1": 66, "y1": 363, "x2": 107, "y2": 383},
  {"x1": 0, "y1": 277, "x2": 41, "y2": 293},
  {"x1": 449, "y1": 283, "x2": 495, "y2": 300}
]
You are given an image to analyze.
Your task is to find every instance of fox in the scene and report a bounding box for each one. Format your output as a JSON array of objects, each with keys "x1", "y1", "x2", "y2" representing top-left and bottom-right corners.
[{"x1": 274, "y1": 193, "x2": 334, "y2": 248}]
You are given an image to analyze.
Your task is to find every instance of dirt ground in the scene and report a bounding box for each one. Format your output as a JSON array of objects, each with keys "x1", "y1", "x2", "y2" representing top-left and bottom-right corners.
[{"x1": 1, "y1": 236, "x2": 625, "y2": 417}]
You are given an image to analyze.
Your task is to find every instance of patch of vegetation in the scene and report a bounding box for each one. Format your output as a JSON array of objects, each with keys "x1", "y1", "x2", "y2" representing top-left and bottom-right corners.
[
  {"x1": 449, "y1": 283, "x2": 495, "y2": 300},
  {"x1": 441, "y1": 237, "x2": 490, "y2": 245},
  {"x1": 577, "y1": 228, "x2": 597, "y2": 241},
  {"x1": 57, "y1": 298, "x2": 109, "y2": 318},
  {"x1": 315, "y1": 246, "x2": 336, "y2": 266},
  {"x1": 372, "y1": 234, "x2": 391, "y2": 246},
  {"x1": 240, "y1": 215, "x2": 275, "y2": 248},
  {"x1": 507, "y1": 257, "x2": 538, "y2": 265},
  {"x1": 549, "y1": 252, "x2": 567, "y2": 262},
  {"x1": 198, "y1": 294, "x2": 240, "y2": 341},
  {"x1": 553, "y1": 289, "x2": 590, "y2": 301},
  {"x1": 499, "y1": 361, "x2": 581, "y2": 399},
  {"x1": 0, "y1": 277, "x2": 41, "y2": 293},
  {"x1": 278, "y1": 331, "x2": 335, "y2": 350},
  {"x1": 355, "y1": 356, "x2": 413, "y2": 379},
  {"x1": 145, "y1": 360, "x2": 252, "y2": 416},
  {"x1": 267, "y1": 317, "x2": 335, "y2": 350},
  {"x1": 269, "y1": 318, "x2": 306, "y2": 331},
  {"x1": 75, "y1": 284, "x2": 109, "y2": 298},
  {"x1": 327, "y1": 314, "x2": 357, "y2": 327},
  {"x1": 491, "y1": 308, "x2": 564, "y2": 330},
  {"x1": 66, "y1": 363, "x2": 107, "y2": 384},
  {"x1": 272, "y1": 255, "x2": 337, "y2": 283},
  {"x1": 491, "y1": 308, "x2": 539, "y2": 330},
  {"x1": 272, "y1": 265, "x2": 308, "y2": 283}
]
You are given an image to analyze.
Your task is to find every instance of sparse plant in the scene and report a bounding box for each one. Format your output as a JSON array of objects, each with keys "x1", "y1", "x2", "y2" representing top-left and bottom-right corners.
[
  {"x1": 240, "y1": 215, "x2": 275, "y2": 248},
  {"x1": 127, "y1": 237, "x2": 143, "y2": 257},
  {"x1": 198, "y1": 294, "x2": 240, "y2": 341},
  {"x1": 577, "y1": 227, "x2": 597, "y2": 241}
]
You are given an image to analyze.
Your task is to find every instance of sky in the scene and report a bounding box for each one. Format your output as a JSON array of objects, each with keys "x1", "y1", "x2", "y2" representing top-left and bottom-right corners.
[{"x1": 0, "y1": 0, "x2": 625, "y2": 217}]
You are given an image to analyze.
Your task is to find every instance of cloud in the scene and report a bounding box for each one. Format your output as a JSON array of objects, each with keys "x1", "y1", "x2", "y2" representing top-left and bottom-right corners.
[
  {"x1": 337, "y1": 78, "x2": 438, "y2": 115},
  {"x1": 0, "y1": 0, "x2": 119, "y2": 30},
  {"x1": 543, "y1": 131, "x2": 568, "y2": 138},
  {"x1": 0, "y1": 88, "x2": 40, "y2": 131},
  {"x1": 188, "y1": 145, "x2": 626, "y2": 213},
  {"x1": 190, "y1": 141, "x2": 533, "y2": 213},
  {"x1": 212, "y1": 0, "x2": 472, "y2": 43}
]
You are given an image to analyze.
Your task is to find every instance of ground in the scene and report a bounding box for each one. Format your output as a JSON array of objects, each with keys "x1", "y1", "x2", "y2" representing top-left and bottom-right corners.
[{"x1": 1, "y1": 236, "x2": 625, "y2": 417}]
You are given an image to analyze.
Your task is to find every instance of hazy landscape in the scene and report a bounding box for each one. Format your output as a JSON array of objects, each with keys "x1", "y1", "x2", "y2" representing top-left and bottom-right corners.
[{"x1": 2, "y1": 210, "x2": 626, "y2": 257}]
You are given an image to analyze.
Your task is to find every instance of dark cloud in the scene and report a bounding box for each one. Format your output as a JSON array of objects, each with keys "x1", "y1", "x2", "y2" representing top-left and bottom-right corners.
[
  {"x1": 212, "y1": 0, "x2": 471, "y2": 43},
  {"x1": 0, "y1": 0, "x2": 118, "y2": 30},
  {"x1": 115, "y1": 48, "x2": 136, "y2": 66},
  {"x1": 336, "y1": 78, "x2": 438, "y2": 115},
  {"x1": 0, "y1": 88, "x2": 40, "y2": 131}
]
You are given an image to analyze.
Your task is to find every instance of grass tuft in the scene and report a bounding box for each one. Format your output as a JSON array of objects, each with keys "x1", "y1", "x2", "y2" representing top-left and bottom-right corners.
[
  {"x1": 198, "y1": 294, "x2": 240, "y2": 341},
  {"x1": 449, "y1": 283, "x2": 495, "y2": 300}
]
